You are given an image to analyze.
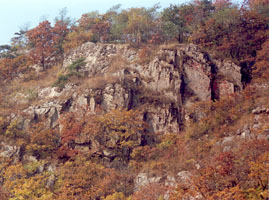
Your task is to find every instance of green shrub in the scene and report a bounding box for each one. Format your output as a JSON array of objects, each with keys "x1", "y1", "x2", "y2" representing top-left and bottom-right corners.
[
  {"x1": 67, "y1": 57, "x2": 86, "y2": 72},
  {"x1": 52, "y1": 58, "x2": 86, "y2": 90},
  {"x1": 52, "y1": 74, "x2": 69, "y2": 90}
]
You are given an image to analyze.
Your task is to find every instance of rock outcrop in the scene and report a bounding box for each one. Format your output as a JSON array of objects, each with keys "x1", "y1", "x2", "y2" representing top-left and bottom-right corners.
[
  {"x1": 8, "y1": 42, "x2": 243, "y2": 169},
  {"x1": 18, "y1": 42, "x2": 242, "y2": 135},
  {"x1": 0, "y1": 142, "x2": 21, "y2": 163}
]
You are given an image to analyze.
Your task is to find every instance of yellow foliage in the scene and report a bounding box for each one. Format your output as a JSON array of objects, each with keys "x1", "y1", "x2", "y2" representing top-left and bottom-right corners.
[
  {"x1": 247, "y1": 152, "x2": 269, "y2": 199},
  {"x1": 63, "y1": 31, "x2": 93, "y2": 53},
  {"x1": 3, "y1": 163, "x2": 54, "y2": 200},
  {"x1": 211, "y1": 185, "x2": 246, "y2": 200},
  {"x1": 96, "y1": 109, "x2": 145, "y2": 162},
  {"x1": 104, "y1": 192, "x2": 127, "y2": 200},
  {"x1": 55, "y1": 156, "x2": 115, "y2": 200},
  {"x1": 5, "y1": 120, "x2": 24, "y2": 138},
  {"x1": 157, "y1": 133, "x2": 178, "y2": 150},
  {"x1": 26, "y1": 127, "x2": 59, "y2": 159}
]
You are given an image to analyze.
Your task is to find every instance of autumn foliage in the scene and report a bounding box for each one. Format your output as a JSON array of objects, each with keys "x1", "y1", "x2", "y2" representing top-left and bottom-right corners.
[
  {"x1": 26, "y1": 20, "x2": 70, "y2": 69},
  {"x1": 0, "y1": 1, "x2": 269, "y2": 200},
  {"x1": 26, "y1": 21, "x2": 55, "y2": 69}
]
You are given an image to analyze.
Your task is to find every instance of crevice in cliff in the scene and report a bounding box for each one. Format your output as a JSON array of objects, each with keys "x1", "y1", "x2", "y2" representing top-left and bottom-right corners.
[
  {"x1": 60, "y1": 98, "x2": 73, "y2": 113},
  {"x1": 174, "y1": 50, "x2": 185, "y2": 131},
  {"x1": 209, "y1": 62, "x2": 218, "y2": 101},
  {"x1": 240, "y1": 61, "x2": 253, "y2": 88}
]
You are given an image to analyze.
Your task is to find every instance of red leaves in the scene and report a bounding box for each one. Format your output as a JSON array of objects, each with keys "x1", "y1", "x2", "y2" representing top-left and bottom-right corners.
[
  {"x1": 215, "y1": 151, "x2": 235, "y2": 176},
  {"x1": 78, "y1": 13, "x2": 111, "y2": 42},
  {"x1": 27, "y1": 21, "x2": 55, "y2": 69},
  {"x1": 53, "y1": 21, "x2": 69, "y2": 52},
  {"x1": 0, "y1": 54, "x2": 30, "y2": 80},
  {"x1": 26, "y1": 20, "x2": 70, "y2": 69},
  {"x1": 247, "y1": 0, "x2": 269, "y2": 9},
  {"x1": 57, "y1": 112, "x2": 83, "y2": 159},
  {"x1": 56, "y1": 157, "x2": 119, "y2": 199},
  {"x1": 213, "y1": 0, "x2": 232, "y2": 10},
  {"x1": 192, "y1": 5, "x2": 268, "y2": 68},
  {"x1": 252, "y1": 39, "x2": 269, "y2": 82},
  {"x1": 0, "y1": 186, "x2": 9, "y2": 200},
  {"x1": 132, "y1": 182, "x2": 167, "y2": 200}
]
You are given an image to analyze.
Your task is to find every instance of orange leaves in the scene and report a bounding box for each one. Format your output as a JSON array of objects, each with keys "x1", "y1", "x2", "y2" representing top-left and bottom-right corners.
[
  {"x1": 247, "y1": 0, "x2": 269, "y2": 9},
  {"x1": 26, "y1": 20, "x2": 70, "y2": 69},
  {"x1": 2, "y1": 160, "x2": 55, "y2": 199},
  {"x1": 53, "y1": 20, "x2": 69, "y2": 40},
  {"x1": 52, "y1": 20, "x2": 69, "y2": 56},
  {"x1": 56, "y1": 157, "x2": 117, "y2": 200},
  {"x1": 138, "y1": 46, "x2": 152, "y2": 63},
  {"x1": 215, "y1": 151, "x2": 235, "y2": 176},
  {"x1": 213, "y1": 0, "x2": 232, "y2": 10},
  {"x1": 211, "y1": 186, "x2": 246, "y2": 200},
  {"x1": 0, "y1": 186, "x2": 9, "y2": 200},
  {"x1": 26, "y1": 123, "x2": 59, "y2": 159},
  {"x1": 191, "y1": 151, "x2": 239, "y2": 198},
  {"x1": 97, "y1": 109, "x2": 146, "y2": 162},
  {"x1": 92, "y1": 19, "x2": 111, "y2": 42},
  {"x1": 249, "y1": 153, "x2": 269, "y2": 190},
  {"x1": 77, "y1": 12, "x2": 111, "y2": 42},
  {"x1": 0, "y1": 54, "x2": 30, "y2": 80},
  {"x1": 58, "y1": 112, "x2": 84, "y2": 159},
  {"x1": 192, "y1": 2, "x2": 268, "y2": 76},
  {"x1": 27, "y1": 21, "x2": 55, "y2": 69},
  {"x1": 252, "y1": 39, "x2": 269, "y2": 82},
  {"x1": 132, "y1": 182, "x2": 167, "y2": 200},
  {"x1": 78, "y1": 13, "x2": 97, "y2": 30},
  {"x1": 62, "y1": 31, "x2": 93, "y2": 53},
  {"x1": 58, "y1": 108, "x2": 145, "y2": 161},
  {"x1": 98, "y1": 109, "x2": 145, "y2": 147}
]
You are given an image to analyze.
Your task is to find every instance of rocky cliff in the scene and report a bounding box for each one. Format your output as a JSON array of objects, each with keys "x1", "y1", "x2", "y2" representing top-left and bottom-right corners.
[
  {"x1": 19, "y1": 42, "x2": 242, "y2": 134},
  {"x1": 1, "y1": 42, "x2": 242, "y2": 169}
]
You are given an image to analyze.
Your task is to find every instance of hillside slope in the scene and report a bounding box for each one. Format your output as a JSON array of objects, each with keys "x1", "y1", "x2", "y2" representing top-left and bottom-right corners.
[{"x1": 0, "y1": 42, "x2": 268, "y2": 200}]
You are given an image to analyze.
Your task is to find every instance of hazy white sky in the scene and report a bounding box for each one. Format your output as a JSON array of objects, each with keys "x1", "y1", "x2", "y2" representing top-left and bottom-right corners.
[{"x1": 0, "y1": 0, "x2": 242, "y2": 45}]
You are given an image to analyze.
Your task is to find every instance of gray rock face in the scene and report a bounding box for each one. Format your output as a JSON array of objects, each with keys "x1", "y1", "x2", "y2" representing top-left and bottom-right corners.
[
  {"x1": 252, "y1": 107, "x2": 269, "y2": 114},
  {"x1": 222, "y1": 136, "x2": 235, "y2": 144},
  {"x1": 215, "y1": 60, "x2": 242, "y2": 91},
  {"x1": 177, "y1": 171, "x2": 192, "y2": 186},
  {"x1": 183, "y1": 60, "x2": 211, "y2": 101},
  {"x1": 140, "y1": 44, "x2": 212, "y2": 103},
  {"x1": 0, "y1": 143, "x2": 21, "y2": 162},
  {"x1": 135, "y1": 171, "x2": 202, "y2": 200},
  {"x1": 135, "y1": 173, "x2": 162, "y2": 191},
  {"x1": 55, "y1": 43, "x2": 242, "y2": 134},
  {"x1": 31, "y1": 64, "x2": 43, "y2": 73},
  {"x1": 39, "y1": 87, "x2": 61, "y2": 99},
  {"x1": 178, "y1": 45, "x2": 212, "y2": 102},
  {"x1": 63, "y1": 42, "x2": 136, "y2": 75},
  {"x1": 23, "y1": 100, "x2": 64, "y2": 128},
  {"x1": 46, "y1": 174, "x2": 56, "y2": 188},
  {"x1": 218, "y1": 80, "x2": 235, "y2": 97},
  {"x1": 102, "y1": 83, "x2": 132, "y2": 111}
]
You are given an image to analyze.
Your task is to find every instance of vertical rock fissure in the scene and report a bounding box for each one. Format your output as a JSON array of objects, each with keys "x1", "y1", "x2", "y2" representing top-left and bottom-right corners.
[
  {"x1": 209, "y1": 62, "x2": 218, "y2": 101},
  {"x1": 174, "y1": 50, "x2": 185, "y2": 131},
  {"x1": 240, "y1": 62, "x2": 252, "y2": 88},
  {"x1": 127, "y1": 89, "x2": 134, "y2": 110}
]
